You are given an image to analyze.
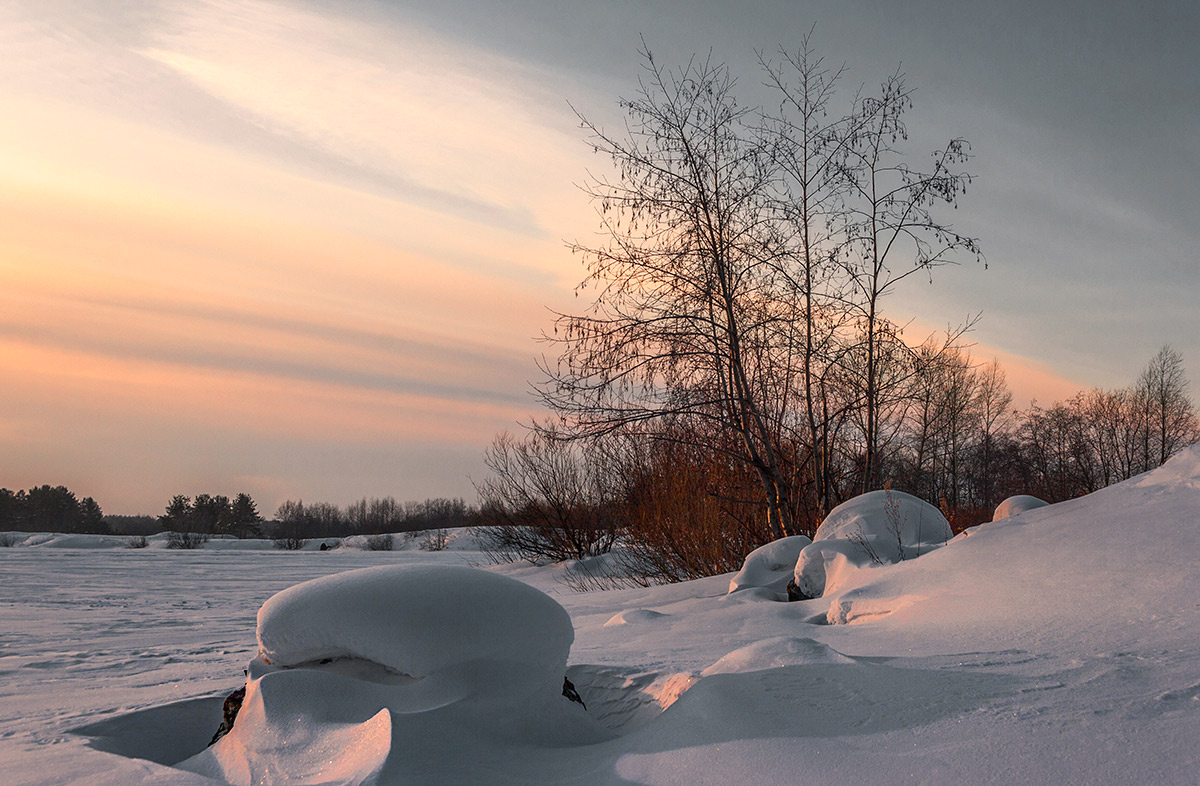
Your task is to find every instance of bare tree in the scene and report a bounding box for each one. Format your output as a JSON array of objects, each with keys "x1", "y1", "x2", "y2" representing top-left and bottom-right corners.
[
  {"x1": 837, "y1": 71, "x2": 982, "y2": 492},
  {"x1": 475, "y1": 427, "x2": 621, "y2": 563},
  {"x1": 540, "y1": 45, "x2": 799, "y2": 538},
  {"x1": 974, "y1": 358, "x2": 1014, "y2": 510},
  {"x1": 1137, "y1": 345, "x2": 1199, "y2": 467},
  {"x1": 759, "y1": 34, "x2": 859, "y2": 519}
]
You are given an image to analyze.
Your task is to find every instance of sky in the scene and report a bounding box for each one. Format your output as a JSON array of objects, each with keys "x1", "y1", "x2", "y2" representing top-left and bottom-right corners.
[{"x1": 1, "y1": 0, "x2": 1197, "y2": 515}]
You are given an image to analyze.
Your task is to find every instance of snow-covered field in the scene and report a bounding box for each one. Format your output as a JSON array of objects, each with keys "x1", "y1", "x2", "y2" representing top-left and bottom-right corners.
[{"x1": 2, "y1": 447, "x2": 1199, "y2": 785}]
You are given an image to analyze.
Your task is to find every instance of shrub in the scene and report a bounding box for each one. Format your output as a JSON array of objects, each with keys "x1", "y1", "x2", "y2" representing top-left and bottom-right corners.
[
  {"x1": 166, "y1": 531, "x2": 208, "y2": 549},
  {"x1": 0, "y1": 533, "x2": 17, "y2": 547},
  {"x1": 419, "y1": 528, "x2": 449, "y2": 551},
  {"x1": 125, "y1": 535, "x2": 148, "y2": 549},
  {"x1": 364, "y1": 534, "x2": 393, "y2": 551},
  {"x1": 474, "y1": 428, "x2": 622, "y2": 564},
  {"x1": 273, "y1": 536, "x2": 305, "y2": 551}
]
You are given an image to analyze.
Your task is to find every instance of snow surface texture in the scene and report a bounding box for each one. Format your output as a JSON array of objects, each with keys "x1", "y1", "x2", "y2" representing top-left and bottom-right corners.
[
  {"x1": 791, "y1": 489, "x2": 953, "y2": 599},
  {"x1": 3, "y1": 445, "x2": 1200, "y2": 785},
  {"x1": 992, "y1": 494, "x2": 1049, "y2": 520},
  {"x1": 181, "y1": 565, "x2": 607, "y2": 785}
]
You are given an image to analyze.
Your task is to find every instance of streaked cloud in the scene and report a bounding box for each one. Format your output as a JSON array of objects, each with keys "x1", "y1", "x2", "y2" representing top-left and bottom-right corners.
[{"x1": 2, "y1": 0, "x2": 1193, "y2": 513}]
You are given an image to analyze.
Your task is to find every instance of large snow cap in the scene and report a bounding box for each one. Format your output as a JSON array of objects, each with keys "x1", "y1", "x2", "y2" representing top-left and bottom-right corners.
[
  {"x1": 812, "y1": 489, "x2": 951, "y2": 546},
  {"x1": 256, "y1": 564, "x2": 574, "y2": 681},
  {"x1": 793, "y1": 490, "x2": 951, "y2": 598},
  {"x1": 992, "y1": 494, "x2": 1049, "y2": 521}
]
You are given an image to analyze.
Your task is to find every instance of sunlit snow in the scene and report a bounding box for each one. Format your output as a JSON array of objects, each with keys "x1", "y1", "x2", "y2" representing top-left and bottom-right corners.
[{"x1": 2, "y1": 445, "x2": 1199, "y2": 785}]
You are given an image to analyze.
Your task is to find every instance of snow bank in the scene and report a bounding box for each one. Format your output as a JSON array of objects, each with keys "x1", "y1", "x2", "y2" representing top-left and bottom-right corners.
[
  {"x1": 727, "y1": 535, "x2": 811, "y2": 595},
  {"x1": 991, "y1": 494, "x2": 1048, "y2": 520},
  {"x1": 792, "y1": 490, "x2": 951, "y2": 598}
]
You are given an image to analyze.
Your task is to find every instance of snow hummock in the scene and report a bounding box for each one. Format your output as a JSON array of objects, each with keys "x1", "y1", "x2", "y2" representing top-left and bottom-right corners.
[
  {"x1": 254, "y1": 564, "x2": 572, "y2": 683},
  {"x1": 700, "y1": 636, "x2": 855, "y2": 675},
  {"x1": 792, "y1": 490, "x2": 952, "y2": 598},
  {"x1": 179, "y1": 564, "x2": 608, "y2": 786},
  {"x1": 992, "y1": 494, "x2": 1049, "y2": 520},
  {"x1": 726, "y1": 535, "x2": 811, "y2": 596}
]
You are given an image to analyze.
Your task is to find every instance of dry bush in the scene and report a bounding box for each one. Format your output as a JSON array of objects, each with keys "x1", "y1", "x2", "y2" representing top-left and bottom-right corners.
[
  {"x1": 558, "y1": 433, "x2": 771, "y2": 590},
  {"x1": 364, "y1": 533, "x2": 394, "y2": 551},
  {"x1": 419, "y1": 529, "x2": 449, "y2": 551},
  {"x1": 166, "y1": 531, "x2": 208, "y2": 549},
  {"x1": 475, "y1": 428, "x2": 621, "y2": 564}
]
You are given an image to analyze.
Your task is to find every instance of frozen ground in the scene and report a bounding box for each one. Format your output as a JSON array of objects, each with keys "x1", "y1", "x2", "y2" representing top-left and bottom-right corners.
[{"x1": 2, "y1": 447, "x2": 1199, "y2": 784}]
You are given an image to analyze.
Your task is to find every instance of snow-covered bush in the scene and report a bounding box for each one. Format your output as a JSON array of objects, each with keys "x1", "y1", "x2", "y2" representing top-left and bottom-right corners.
[
  {"x1": 419, "y1": 528, "x2": 449, "y2": 551},
  {"x1": 727, "y1": 535, "x2": 812, "y2": 595},
  {"x1": 181, "y1": 565, "x2": 606, "y2": 785},
  {"x1": 790, "y1": 490, "x2": 951, "y2": 599},
  {"x1": 992, "y1": 494, "x2": 1048, "y2": 521}
]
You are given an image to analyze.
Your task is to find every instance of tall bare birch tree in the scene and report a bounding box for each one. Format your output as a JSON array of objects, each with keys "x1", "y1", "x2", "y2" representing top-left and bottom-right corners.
[
  {"x1": 838, "y1": 72, "x2": 982, "y2": 493},
  {"x1": 539, "y1": 47, "x2": 799, "y2": 538}
]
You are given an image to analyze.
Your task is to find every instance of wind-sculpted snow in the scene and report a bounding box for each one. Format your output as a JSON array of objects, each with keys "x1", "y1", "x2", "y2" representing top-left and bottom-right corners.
[
  {"x1": 1135, "y1": 441, "x2": 1200, "y2": 489},
  {"x1": 180, "y1": 565, "x2": 608, "y2": 786},
  {"x1": 792, "y1": 490, "x2": 952, "y2": 599}
]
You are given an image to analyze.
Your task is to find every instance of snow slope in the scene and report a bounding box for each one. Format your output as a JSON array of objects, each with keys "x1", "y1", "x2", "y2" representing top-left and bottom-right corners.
[{"x1": 2, "y1": 446, "x2": 1199, "y2": 785}]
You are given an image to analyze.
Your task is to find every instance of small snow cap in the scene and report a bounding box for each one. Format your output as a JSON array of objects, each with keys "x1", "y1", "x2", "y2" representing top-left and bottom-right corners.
[{"x1": 992, "y1": 495, "x2": 1049, "y2": 521}]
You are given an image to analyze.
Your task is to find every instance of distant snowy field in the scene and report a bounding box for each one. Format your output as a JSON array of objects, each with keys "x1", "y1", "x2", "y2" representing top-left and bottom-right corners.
[{"x1": 2, "y1": 448, "x2": 1199, "y2": 785}]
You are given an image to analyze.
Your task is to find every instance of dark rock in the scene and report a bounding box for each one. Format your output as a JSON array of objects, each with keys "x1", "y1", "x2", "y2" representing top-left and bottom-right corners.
[
  {"x1": 785, "y1": 578, "x2": 814, "y2": 602},
  {"x1": 208, "y1": 685, "x2": 245, "y2": 746},
  {"x1": 562, "y1": 676, "x2": 586, "y2": 709}
]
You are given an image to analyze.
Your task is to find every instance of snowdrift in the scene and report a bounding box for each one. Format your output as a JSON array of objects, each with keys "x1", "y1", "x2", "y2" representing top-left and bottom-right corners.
[{"x1": 7, "y1": 444, "x2": 1199, "y2": 786}]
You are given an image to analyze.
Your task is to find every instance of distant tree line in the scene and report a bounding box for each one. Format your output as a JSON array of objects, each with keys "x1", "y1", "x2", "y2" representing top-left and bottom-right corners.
[
  {"x1": 272, "y1": 497, "x2": 473, "y2": 541},
  {"x1": 158, "y1": 493, "x2": 265, "y2": 539},
  {"x1": 0, "y1": 485, "x2": 104, "y2": 533},
  {"x1": 0, "y1": 488, "x2": 476, "y2": 543}
]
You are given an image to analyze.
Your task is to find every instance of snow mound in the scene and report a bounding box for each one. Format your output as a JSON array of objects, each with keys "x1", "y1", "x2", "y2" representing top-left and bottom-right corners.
[
  {"x1": 992, "y1": 494, "x2": 1049, "y2": 521},
  {"x1": 701, "y1": 636, "x2": 854, "y2": 676},
  {"x1": 256, "y1": 564, "x2": 572, "y2": 686},
  {"x1": 604, "y1": 608, "x2": 668, "y2": 627},
  {"x1": 793, "y1": 490, "x2": 951, "y2": 598},
  {"x1": 727, "y1": 535, "x2": 811, "y2": 595},
  {"x1": 181, "y1": 565, "x2": 608, "y2": 786}
]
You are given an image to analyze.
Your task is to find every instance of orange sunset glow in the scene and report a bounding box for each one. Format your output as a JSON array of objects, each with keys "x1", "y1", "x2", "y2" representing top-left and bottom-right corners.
[{"x1": 2, "y1": 0, "x2": 1195, "y2": 515}]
